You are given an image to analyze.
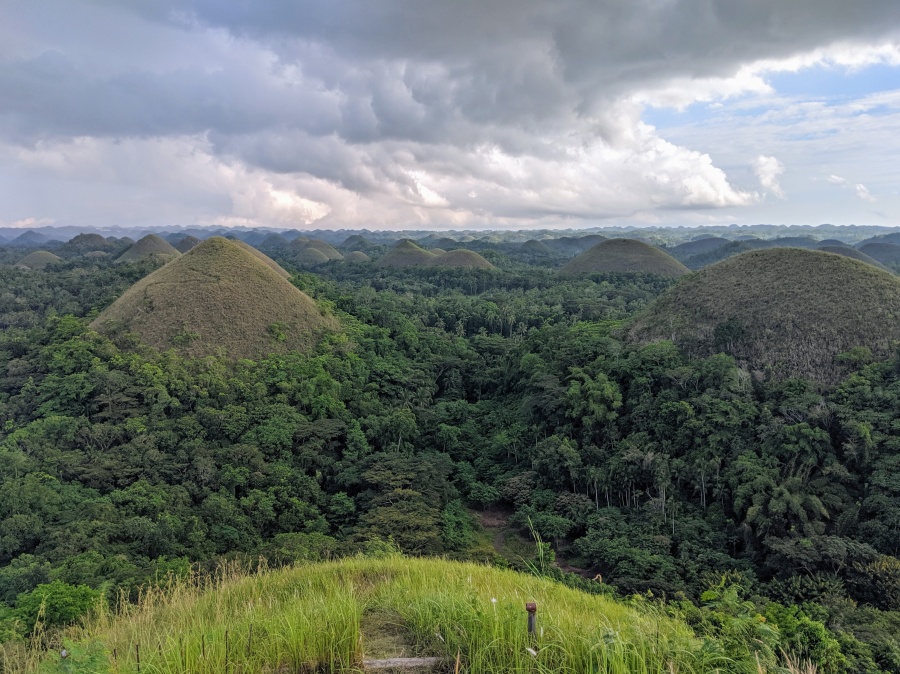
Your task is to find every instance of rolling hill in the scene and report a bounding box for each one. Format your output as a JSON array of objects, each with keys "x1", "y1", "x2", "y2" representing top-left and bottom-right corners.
[
  {"x1": 858, "y1": 241, "x2": 900, "y2": 266},
  {"x1": 116, "y1": 234, "x2": 181, "y2": 263},
  {"x1": 174, "y1": 235, "x2": 202, "y2": 253},
  {"x1": 15, "y1": 250, "x2": 61, "y2": 270},
  {"x1": 92, "y1": 237, "x2": 336, "y2": 359},
  {"x1": 561, "y1": 238, "x2": 689, "y2": 277},
  {"x1": 629, "y1": 248, "x2": 900, "y2": 383},
  {"x1": 817, "y1": 245, "x2": 887, "y2": 269},
  {"x1": 376, "y1": 240, "x2": 436, "y2": 268},
  {"x1": 426, "y1": 249, "x2": 495, "y2": 269}
]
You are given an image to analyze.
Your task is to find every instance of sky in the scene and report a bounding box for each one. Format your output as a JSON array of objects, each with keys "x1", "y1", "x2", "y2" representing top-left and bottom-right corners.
[{"x1": 2, "y1": 1, "x2": 900, "y2": 231}]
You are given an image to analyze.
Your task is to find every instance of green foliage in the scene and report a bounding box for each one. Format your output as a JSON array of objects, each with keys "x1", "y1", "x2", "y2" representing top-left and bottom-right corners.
[{"x1": 16, "y1": 581, "x2": 101, "y2": 633}]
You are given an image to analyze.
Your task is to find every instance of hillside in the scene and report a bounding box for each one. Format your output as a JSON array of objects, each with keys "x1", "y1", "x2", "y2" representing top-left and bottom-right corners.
[
  {"x1": 15, "y1": 250, "x2": 61, "y2": 270},
  {"x1": 670, "y1": 237, "x2": 729, "y2": 257},
  {"x1": 817, "y1": 245, "x2": 887, "y2": 269},
  {"x1": 92, "y1": 237, "x2": 336, "y2": 359},
  {"x1": 116, "y1": 234, "x2": 181, "y2": 263},
  {"x1": 858, "y1": 241, "x2": 900, "y2": 266},
  {"x1": 376, "y1": 239, "x2": 436, "y2": 267},
  {"x1": 174, "y1": 235, "x2": 202, "y2": 253},
  {"x1": 561, "y1": 238, "x2": 689, "y2": 277},
  {"x1": 59, "y1": 233, "x2": 116, "y2": 256},
  {"x1": 629, "y1": 248, "x2": 900, "y2": 382},
  {"x1": 343, "y1": 250, "x2": 371, "y2": 262},
  {"x1": 38, "y1": 557, "x2": 722, "y2": 674},
  {"x1": 230, "y1": 240, "x2": 292, "y2": 279},
  {"x1": 297, "y1": 247, "x2": 331, "y2": 265},
  {"x1": 426, "y1": 249, "x2": 495, "y2": 269},
  {"x1": 305, "y1": 239, "x2": 344, "y2": 260},
  {"x1": 520, "y1": 239, "x2": 553, "y2": 254}
]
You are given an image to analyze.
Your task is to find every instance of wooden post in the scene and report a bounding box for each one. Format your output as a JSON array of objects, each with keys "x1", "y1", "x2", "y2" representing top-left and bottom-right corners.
[
  {"x1": 526, "y1": 602, "x2": 537, "y2": 636},
  {"x1": 135, "y1": 643, "x2": 140, "y2": 674}
]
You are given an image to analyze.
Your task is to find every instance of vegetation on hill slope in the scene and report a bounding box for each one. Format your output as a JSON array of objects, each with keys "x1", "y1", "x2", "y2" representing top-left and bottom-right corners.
[
  {"x1": 376, "y1": 240, "x2": 436, "y2": 268},
  {"x1": 629, "y1": 247, "x2": 900, "y2": 382},
  {"x1": 15, "y1": 251, "x2": 61, "y2": 270},
  {"x1": 20, "y1": 557, "x2": 770, "y2": 674},
  {"x1": 230, "y1": 240, "x2": 292, "y2": 279},
  {"x1": 92, "y1": 237, "x2": 336, "y2": 359},
  {"x1": 426, "y1": 249, "x2": 496, "y2": 270},
  {"x1": 561, "y1": 239, "x2": 689, "y2": 277},
  {"x1": 173, "y1": 235, "x2": 201, "y2": 253},
  {"x1": 116, "y1": 235, "x2": 181, "y2": 263},
  {"x1": 858, "y1": 241, "x2": 900, "y2": 267},
  {"x1": 305, "y1": 239, "x2": 344, "y2": 260},
  {"x1": 343, "y1": 250, "x2": 370, "y2": 262},
  {"x1": 670, "y1": 237, "x2": 729, "y2": 257},
  {"x1": 817, "y1": 245, "x2": 887, "y2": 269}
]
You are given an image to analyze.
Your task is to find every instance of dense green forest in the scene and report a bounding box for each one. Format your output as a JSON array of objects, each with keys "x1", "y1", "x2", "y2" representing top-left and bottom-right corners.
[{"x1": 1, "y1": 246, "x2": 899, "y2": 673}]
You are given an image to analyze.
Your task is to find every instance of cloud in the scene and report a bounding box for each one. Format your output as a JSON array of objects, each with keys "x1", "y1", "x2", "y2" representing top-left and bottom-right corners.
[
  {"x1": 753, "y1": 155, "x2": 785, "y2": 198},
  {"x1": 1, "y1": 0, "x2": 899, "y2": 228}
]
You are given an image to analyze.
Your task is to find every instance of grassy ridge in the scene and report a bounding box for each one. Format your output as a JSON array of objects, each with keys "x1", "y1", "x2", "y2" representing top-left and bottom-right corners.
[{"x1": 15, "y1": 557, "x2": 725, "y2": 674}]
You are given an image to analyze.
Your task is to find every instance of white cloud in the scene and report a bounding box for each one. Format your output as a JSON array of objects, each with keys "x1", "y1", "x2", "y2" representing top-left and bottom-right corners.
[
  {"x1": 855, "y1": 183, "x2": 875, "y2": 201},
  {"x1": 753, "y1": 155, "x2": 786, "y2": 198}
]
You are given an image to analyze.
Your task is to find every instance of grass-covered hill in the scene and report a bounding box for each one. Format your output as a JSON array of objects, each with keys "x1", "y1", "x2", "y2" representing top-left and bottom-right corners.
[
  {"x1": 520, "y1": 239, "x2": 553, "y2": 255},
  {"x1": 305, "y1": 239, "x2": 344, "y2": 260},
  {"x1": 91, "y1": 237, "x2": 337, "y2": 359},
  {"x1": 858, "y1": 241, "x2": 900, "y2": 267},
  {"x1": 174, "y1": 235, "x2": 201, "y2": 253},
  {"x1": 670, "y1": 236, "x2": 729, "y2": 258},
  {"x1": 29, "y1": 556, "x2": 748, "y2": 674},
  {"x1": 297, "y1": 247, "x2": 331, "y2": 265},
  {"x1": 426, "y1": 249, "x2": 495, "y2": 270},
  {"x1": 376, "y1": 239, "x2": 437, "y2": 268},
  {"x1": 343, "y1": 250, "x2": 370, "y2": 262},
  {"x1": 58, "y1": 233, "x2": 117, "y2": 257},
  {"x1": 230, "y1": 240, "x2": 292, "y2": 280},
  {"x1": 116, "y1": 234, "x2": 181, "y2": 263},
  {"x1": 14, "y1": 250, "x2": 61, "y2": 270},
  {"x1": 629, "y1": 247, "x2": 900, "y2": 382},
  {"x1": 561, "y1": 238, "x2": 689, "y2": 277},
  {"x1": 817, "y1": 245, "x2": 887, "y2": 269}
]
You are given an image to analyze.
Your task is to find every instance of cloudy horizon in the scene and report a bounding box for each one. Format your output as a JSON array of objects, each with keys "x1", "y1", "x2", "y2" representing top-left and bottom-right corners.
[{"x1": 2, "y1": 1, "x2": 900, "y2": 231}]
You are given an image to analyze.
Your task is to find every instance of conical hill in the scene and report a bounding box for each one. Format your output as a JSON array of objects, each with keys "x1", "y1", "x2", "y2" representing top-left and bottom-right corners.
[
  {"x1": 16, "y1": 251, "x2": 61, "y2": 270},
  {"x1": 858, "y1": 242, "x2": 900, "y2": 266},
  {"x1": 304, "y1": 240, "x2": 343, "y2": 260},
  {"x1": 343, "y1": 251, "x2": 370, "y2": 262},
  {"x1": 117, "y1": 234, "x2": 181, "y2": 263},
  {"x1": 174, "y1": 236, "x2": 202, "y2": 253},
  {"x1": 60, "y1": 233, "x2": 116, "y2": 256},
  {"x1": 375, "y1": 240, "x2": 436, "y2": 268},
  {"x1": 92, "y1": 237, "x2": 337, "y2": 360},
  {"x1": 629, "y1": 248, "x2": 900, "y2": 383},
  {"x1": 561, "y1": 239, "x2": 689, "y2": 277},
  {"x1": 426, "y1": 249, "x2": 495, "y2": 269}
]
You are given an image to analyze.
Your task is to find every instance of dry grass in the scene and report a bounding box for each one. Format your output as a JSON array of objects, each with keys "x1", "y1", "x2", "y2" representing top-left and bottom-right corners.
[
  {"x1": 116, "y1": 234, "x2": 181, "y2": 263},
  {"x1": 426, "y1": 250, "x2": 495, "y2": 270},
  {"x1": 92, "y1": 237, "x2": 337, "y2": 360},
  {"x1": 629, "y1": 247, "x2": 900, "y2": 383},
  {"x1": 305, "y1": 240, "x2": 344, "y2": 260},
  {"x1": 344, "y1": 251, "x2": 371, "y2": 262},
  {"x1": 376, "y1": 240, "x2": 437, "y2": 268},
  {"x1": 16, "y1": 251, "x2": 61, "y2": 270},
  {"x1": 230, "y1": 239, "x2": 292, "y2": 279},
  {"x1": 560, "y1": 239, "x2": 689, "y2": 277}
]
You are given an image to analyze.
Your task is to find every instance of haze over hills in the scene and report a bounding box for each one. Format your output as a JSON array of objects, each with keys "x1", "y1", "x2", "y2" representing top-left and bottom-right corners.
[
  {"x1": 92, "y1": 237, "x2": 336, "y2": 359},
  {"x1": 629, "y1": 248, "x2": 900, "y2": 383}
]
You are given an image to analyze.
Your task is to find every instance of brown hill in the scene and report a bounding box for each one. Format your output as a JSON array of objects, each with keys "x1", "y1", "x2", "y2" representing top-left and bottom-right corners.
[
  {"x1": 16, "y1": 251, "x2": 61, "y2": 270},
  {"x1": 426, "y1": 249, "x2": 495, "y2": 269},
  {"x1": 343, "y1": 251, "x2": 371, "y2": 262},
  {"x1": 91, "y1": 237, "x2": 336, "y2": 360},
  {"x1": 304, "y1": 240, "x2": 343, "y2": 260},
  {"x1": 561, "y1": 239, "x2": 689, "y2": 277},
  {"x1": 629, "y1": 248, "x2": 900, "y2": 383},
  {"x1": 375, "y1": 240, "x2": 436, "y2": 268},
  {"x1": 174, "y1": 236, "x2": 202, "y2": 253},
  {"x1": 297, "y1": 248, "x2": 330, "y2": 266},
  {"x1": 60, "y1": 233, "x2": 116, "y2": 257},
  {"x1": 230, "y1": 240, "x2": 291, "y2": 280},
  {"x1": 117, "y1": 234, "x2": 181, "y2": 263}
]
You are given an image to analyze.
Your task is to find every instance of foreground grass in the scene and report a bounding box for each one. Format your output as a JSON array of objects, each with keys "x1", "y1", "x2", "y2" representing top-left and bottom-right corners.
[{"x1": 6, "y1": 556, "x2": 739, "y2": 673}]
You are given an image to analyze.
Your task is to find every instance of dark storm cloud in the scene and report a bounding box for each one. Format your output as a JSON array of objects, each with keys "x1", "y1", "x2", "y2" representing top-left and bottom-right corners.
[{"x1": 3, "y1": 0, "x2": 900, "y2": 228}]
